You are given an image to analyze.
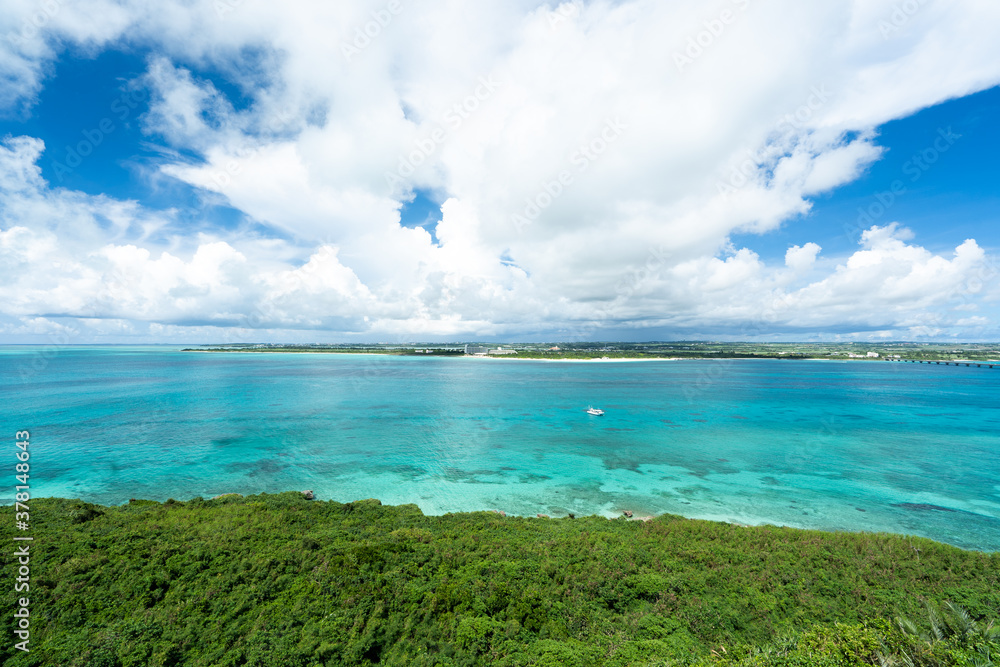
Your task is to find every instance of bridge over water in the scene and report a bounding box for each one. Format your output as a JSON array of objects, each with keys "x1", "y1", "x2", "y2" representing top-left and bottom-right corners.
[{"x1": 887, "y1": 359, "x2": 997, "y2": 369}]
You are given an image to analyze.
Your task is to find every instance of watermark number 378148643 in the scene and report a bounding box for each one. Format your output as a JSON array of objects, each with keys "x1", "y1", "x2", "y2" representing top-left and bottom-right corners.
[{"x1": 13, "y1": 430, "x2": 32, "y2": 653}]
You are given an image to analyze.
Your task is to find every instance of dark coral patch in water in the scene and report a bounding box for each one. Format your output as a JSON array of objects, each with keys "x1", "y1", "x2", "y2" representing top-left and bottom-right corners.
[
  {"x1": 892, "y1": 503, "x2": 958, "y2": 513},
  {"x1": 226, "y1": 459, "x2": 289, "y2": 477}
]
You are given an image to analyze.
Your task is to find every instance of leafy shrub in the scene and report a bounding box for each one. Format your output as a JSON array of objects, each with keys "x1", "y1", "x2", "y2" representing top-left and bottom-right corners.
[{"x1": 1, "y1": 494, "x2": 996, "y2": 666}]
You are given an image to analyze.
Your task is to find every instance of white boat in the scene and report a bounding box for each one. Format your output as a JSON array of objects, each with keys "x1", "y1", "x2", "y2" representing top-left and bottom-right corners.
[{"x1": 586, "y1": 406, "x2": 605, "y2": 416}]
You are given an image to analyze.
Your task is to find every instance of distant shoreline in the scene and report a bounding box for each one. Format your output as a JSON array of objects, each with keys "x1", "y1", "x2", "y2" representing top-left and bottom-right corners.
[
  {"x1": 181, "y1": 349, "x2": 1000, "y2": 365},
  {"x1": 182, "y1": 349, "x2": 799, "y2": 361},
  {"x1": 464, "y1": 355, "x2": 684, "y2": 362}
]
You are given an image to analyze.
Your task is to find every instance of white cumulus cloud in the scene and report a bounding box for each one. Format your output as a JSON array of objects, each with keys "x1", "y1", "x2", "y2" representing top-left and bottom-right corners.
[{"x1": 0, "y1": 0, "x2": 998, "y2": 342}]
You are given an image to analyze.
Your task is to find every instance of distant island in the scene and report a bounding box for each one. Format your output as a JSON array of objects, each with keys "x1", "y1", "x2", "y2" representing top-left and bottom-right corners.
[{"x1": 182, "y1": 341, "x2": 1000, "y2": 364}]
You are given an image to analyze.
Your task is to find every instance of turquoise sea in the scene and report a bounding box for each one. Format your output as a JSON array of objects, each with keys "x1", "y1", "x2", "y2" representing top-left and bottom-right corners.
[{"x1": 3, "y1": 347, "x2": 999, "y2": 551}]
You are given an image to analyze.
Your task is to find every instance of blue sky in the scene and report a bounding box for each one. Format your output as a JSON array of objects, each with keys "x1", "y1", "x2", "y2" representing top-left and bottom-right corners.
[
  {"x1": 2, "y1": 48, "x2": 253, "y2": 233},
  {"x1": 745, "y1": 85, "x2": 1000, "y2": 262},
  {"x1": 1, "y1": 1, "x2": 998, "y2": 343},
  {"x1": 1, "y1": 45, "x2": 444, "y2": 241}
]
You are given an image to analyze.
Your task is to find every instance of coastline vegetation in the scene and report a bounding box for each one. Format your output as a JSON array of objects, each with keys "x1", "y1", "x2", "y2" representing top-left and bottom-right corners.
[{"x1": 4, "y1": 493, "x2": 997, "y2": 666}]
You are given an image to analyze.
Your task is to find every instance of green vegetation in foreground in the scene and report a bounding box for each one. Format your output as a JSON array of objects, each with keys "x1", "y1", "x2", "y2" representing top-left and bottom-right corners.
[
  {"x1": 181, "y1": 341, "x2": 1000, "y2": 363},
  {"x1": 4, "y1": 495, "x2": 998, "y2": 666}
]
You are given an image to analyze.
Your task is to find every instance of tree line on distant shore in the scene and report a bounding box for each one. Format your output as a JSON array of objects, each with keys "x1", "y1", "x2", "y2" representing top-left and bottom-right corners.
[{"x1": 180, "y1": 342, "x2": 1000, "y2": 363}]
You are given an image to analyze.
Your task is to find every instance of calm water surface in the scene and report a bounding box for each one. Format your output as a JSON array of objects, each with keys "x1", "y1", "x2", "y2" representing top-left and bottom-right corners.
[{"x1": 3, "y1": 347, "x2": 998, "y2": 551}]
